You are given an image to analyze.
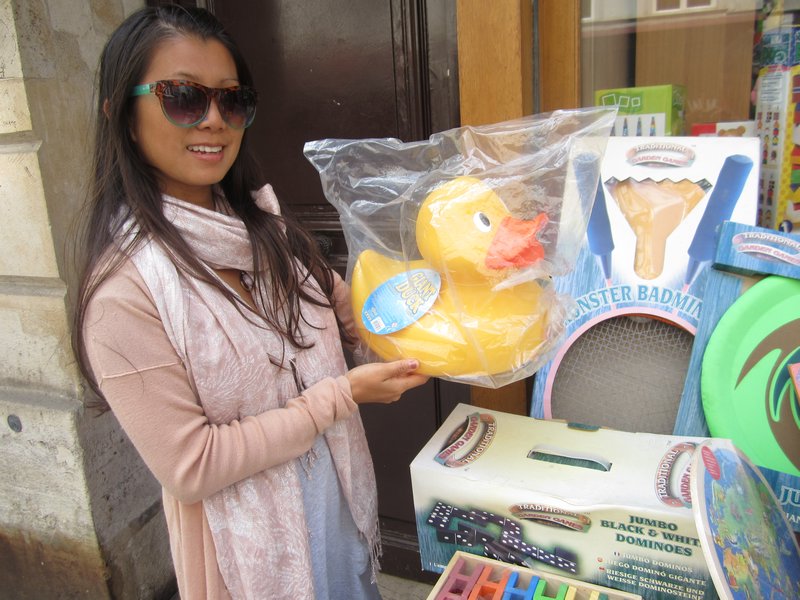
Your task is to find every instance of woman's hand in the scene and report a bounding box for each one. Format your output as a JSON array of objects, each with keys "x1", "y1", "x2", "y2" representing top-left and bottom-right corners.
[{"x1": 346, "y1": 359, "x2": 430, "y2": 404}]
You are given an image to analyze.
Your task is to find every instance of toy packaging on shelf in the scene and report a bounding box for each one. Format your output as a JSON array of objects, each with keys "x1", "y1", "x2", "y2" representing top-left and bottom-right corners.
[
  {"x1": 674, "y1": 221, "x2": 800, "y2": 533},
  {"x1": 304, "y1": 107, "x2": 615, "y2": 389},
  {"x1": 754, "y1": 64, "x2": 800, "y2": 231},
  {"x1": 595, "y1": 85, "x2": 686, "y2": 137},
  {"x1": 411, "y1": 404, "x2": 800, "y2": 600},
  {"x1": 689, "y1": 121, "x2": 756, "y2": 137},
  {"x1": 758, "y1": 25, "x2": 800, "y2": 68},
  {"x1": 529, "y1": 137, "x2": 760, "y2": 433}
]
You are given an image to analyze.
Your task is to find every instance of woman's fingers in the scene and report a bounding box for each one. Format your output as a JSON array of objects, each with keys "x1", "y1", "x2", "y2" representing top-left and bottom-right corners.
[{"x1": 346, "y1": 359, "x2": 430, "y2": 404}]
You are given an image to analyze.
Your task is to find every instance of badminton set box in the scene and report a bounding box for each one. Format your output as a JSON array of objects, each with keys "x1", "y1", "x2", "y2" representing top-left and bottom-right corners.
[
  {"x1": 412, "y1": 404, "x2": 800, "y2": 600},
  {"x1": 674, "y1": 221, "x2": 800, "y2": 533},
  {"x1": 595, "y1": 85, "x2": 686, "y2": 137},
  {"x1": 530, "y1": 136, "x2": 760, "y2": 423},
  {"x1": 754, "y1": 63, "x2": 800, "y2": 231},
  {"x1": 411, "y1": 403, "x2": 717, "y2": 599}
]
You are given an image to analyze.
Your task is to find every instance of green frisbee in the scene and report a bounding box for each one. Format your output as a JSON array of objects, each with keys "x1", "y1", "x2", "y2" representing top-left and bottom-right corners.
[{"x1": 701, "y1": 276, "x2": 800, "y2": 477}]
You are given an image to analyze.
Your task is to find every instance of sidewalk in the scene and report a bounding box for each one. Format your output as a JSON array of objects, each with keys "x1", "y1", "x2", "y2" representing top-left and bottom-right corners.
[
  {"x1": 169, "y1": 572, "x2": 434, "y2": 599},
  {"x1": 378, "y1": 572, "x2": 434, "y2": 599}
]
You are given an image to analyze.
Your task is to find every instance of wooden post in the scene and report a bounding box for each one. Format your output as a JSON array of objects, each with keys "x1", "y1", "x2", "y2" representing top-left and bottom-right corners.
[
  {"x1": 456, "y1": 0, "x2": 534, "y2": 125},
  {"x1": 538, "y1": 0, "x2": 581, "y2": 111},
  {"x1": 456, "y1": 0, "x2": 534, "y2": 414}
]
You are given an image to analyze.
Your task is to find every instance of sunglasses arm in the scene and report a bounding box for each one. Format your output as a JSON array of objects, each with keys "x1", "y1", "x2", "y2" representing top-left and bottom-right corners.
[{"x1": 130, "y1": 83, "x2": 156, "y2": 97}]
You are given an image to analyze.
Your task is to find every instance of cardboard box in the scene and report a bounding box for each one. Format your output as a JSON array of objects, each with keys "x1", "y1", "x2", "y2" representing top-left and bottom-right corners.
[
  {"x1": 530, "y1": 137, "x2": 760, "y2": 433},
  {"x1": 411, "y1": 404, "x2": 717, "y2": 599},
  {"x1": 754, "y1": 64, "x2": 800, "y2": 231},
  {"x1": 427, "y1": 551, "x2": 642, "y2": 600},
  {"x1": 712, "y1": 220, "x2": 800, "y2": 278},
  {"x1": 595, "y1": 85, "x2": 686, "y2": 137}
]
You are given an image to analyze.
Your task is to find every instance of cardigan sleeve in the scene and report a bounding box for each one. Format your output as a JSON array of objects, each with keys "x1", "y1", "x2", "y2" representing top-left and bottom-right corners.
[
  {"x1": 332, "y1": 270, "x2": 358, "y2": 339},
  {"x1": 84, "y1": 260, "x2": 358, "y2": 505}
]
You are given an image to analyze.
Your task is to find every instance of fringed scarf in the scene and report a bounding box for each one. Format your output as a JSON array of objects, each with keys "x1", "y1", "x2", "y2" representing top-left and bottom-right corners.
[{"x1": 124, "y1": 184, "x2": 380, "y2": 599}]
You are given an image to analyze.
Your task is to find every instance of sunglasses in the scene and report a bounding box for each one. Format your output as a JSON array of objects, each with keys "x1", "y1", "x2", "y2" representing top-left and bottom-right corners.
[{"x1": 130, "y1": 80, "x2": 258, "y2": 129}]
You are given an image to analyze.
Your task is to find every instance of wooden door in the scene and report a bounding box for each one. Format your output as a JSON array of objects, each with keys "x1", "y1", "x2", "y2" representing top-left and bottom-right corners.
[{"x1": 212, "y1": 0, "x2": 466, "y2": 581}]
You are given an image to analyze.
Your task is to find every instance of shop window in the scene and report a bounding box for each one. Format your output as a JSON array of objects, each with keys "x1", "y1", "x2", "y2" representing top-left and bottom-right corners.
[{"x1": 655, "y1": 0, "x2": 715, "y2": 11}]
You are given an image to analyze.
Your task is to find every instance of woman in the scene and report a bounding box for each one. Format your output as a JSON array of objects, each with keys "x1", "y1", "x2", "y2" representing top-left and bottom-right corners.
[{"x1": 72, "y1": 6, "x2": 428, "y2": 599}]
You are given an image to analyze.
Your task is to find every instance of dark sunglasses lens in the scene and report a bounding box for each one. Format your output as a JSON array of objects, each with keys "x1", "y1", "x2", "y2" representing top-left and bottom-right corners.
[
  {"x1": 219, "y1": 88, "x2": 257, "y2": 129},
  {"x1": 161, "y1": 84, "x2": 208, "y2": 126}
]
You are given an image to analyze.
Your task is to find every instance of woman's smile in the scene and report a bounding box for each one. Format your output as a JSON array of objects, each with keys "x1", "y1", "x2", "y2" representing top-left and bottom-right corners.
[{"x1": 187, "y1": 143, "x2": 226, "y2": 162}]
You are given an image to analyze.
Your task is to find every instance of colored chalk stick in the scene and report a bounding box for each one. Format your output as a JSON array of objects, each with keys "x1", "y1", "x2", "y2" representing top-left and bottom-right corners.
[
  {"x1": 563, "y1": 585, "x2": 577, "y2": 600},
  {"x1": 435, "y1": 558, "x2": 485, "y2": 600},
  {"x1": 501, "y1": 572, "x2": 538, "y2": 600},
  {"x1": 467, "y1": 567, "x2": 512, "y2": 600},
  {"x1": 532, "y1": 579, "x2": 569, "y2": 600},
  {"x1": 790, "y1": 363, "x2": 800, "y2": 399}
]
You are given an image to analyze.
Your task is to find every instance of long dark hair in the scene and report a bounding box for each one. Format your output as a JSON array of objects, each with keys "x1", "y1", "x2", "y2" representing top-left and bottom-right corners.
[{"x1": 72, "y1": 5, "x2": 340, "y2": 401}]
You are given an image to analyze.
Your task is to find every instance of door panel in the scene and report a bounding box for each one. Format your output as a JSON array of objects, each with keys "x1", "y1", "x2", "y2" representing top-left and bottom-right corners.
[
  {"x1": 360, "y1": 379, "x2": 463, "y2": 521},
  {"x1": 216, "y1": 1, "x2": 402, "y2": 208},
  {"x1": 213, "y1": 0, "x2": 467, "y2": 579}
]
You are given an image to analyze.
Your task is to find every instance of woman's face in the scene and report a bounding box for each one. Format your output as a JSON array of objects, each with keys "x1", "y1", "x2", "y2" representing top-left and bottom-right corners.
[{"x1": 131, "y1": 35, "x2": 245, "y2": 208}]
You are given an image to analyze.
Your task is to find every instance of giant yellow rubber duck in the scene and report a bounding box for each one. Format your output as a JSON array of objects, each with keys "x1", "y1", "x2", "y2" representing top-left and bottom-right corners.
[{"x1": 351, "y1": 176, "x2": 551, "y2": 378}]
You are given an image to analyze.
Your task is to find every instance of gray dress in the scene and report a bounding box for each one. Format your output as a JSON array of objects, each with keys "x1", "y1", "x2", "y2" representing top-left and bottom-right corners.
[{"x1": 300, "y1": 435, "x2": 383, "y2": 600}]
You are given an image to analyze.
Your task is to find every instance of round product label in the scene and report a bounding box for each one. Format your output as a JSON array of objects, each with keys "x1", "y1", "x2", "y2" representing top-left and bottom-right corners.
[{"x1": 360, "y1": 269, "x2": 441, "y2": 335}]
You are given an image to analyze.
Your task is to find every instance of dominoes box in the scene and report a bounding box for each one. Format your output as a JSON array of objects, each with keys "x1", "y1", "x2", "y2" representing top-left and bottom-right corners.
[{"x1": 411, "y1": 404, "x2": 716, "y2": 600}]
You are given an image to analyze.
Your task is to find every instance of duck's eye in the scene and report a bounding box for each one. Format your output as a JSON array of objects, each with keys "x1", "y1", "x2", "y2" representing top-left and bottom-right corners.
[{"x1": 473, "y1": 212, "x2": 492, "y2": 232}]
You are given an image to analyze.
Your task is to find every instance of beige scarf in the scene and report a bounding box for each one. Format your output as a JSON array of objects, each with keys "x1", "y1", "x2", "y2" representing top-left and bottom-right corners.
[{"x1": 125, "y1": 185, "x2": 379, "y2": 599}]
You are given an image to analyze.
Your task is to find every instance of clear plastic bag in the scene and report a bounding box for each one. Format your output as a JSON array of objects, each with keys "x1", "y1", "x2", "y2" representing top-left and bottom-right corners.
[{"x1": 304, "y1": 107, "x2": 616, "y2": 388}]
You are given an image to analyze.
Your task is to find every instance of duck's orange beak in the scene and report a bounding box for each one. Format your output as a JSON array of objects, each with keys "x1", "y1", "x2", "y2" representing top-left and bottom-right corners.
[{"x1": 485, "y1": 213, "x2": 548, "y2": 269}]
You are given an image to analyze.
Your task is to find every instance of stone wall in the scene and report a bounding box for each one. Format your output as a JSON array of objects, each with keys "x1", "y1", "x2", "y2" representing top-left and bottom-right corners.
[{"x1": 0, "y1": 1, "x2": 175, "y2": 597}]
